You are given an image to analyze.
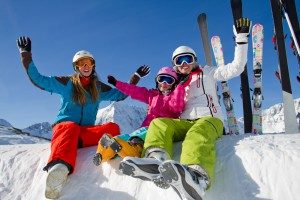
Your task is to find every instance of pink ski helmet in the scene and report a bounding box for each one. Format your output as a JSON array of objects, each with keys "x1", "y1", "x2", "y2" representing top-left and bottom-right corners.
[{"x1": 156, "y1": 67, "x2": 178, "y2": 81}]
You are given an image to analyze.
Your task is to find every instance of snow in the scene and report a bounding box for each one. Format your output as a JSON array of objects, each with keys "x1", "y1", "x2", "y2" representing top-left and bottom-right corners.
[{"x1": 0, "y1": 100, "x2": 300, "y2": 200}]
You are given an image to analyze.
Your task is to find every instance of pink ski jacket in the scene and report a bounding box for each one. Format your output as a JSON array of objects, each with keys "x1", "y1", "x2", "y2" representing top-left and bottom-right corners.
[{"x1": 115, "y1": 81, "x2": 185, "y2": 127}]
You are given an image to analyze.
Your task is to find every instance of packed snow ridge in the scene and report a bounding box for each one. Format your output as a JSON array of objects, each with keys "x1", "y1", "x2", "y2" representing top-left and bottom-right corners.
[{"x1": 0, "y1": 99, "x2": 299, "y2": 200}]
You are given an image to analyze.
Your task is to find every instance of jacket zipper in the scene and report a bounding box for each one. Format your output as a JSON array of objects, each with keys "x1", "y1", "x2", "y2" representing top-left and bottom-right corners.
[{"x1": 79, "y1": 106, "x2": 83, "y2": 125}]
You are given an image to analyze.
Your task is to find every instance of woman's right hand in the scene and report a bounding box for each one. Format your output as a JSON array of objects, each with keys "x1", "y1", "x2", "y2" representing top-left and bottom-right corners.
[{"x1": 17, "y1": 36, "x2": 32, "y2": 53}]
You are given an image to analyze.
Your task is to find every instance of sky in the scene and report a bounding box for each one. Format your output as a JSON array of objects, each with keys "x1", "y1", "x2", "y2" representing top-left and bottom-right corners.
[{"x1": 0, "y1": 0, "x2": 299, "y2": 128}]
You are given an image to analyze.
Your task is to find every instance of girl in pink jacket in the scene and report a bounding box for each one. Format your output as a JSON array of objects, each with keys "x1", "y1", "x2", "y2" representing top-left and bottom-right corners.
[
  {"x1": 114, "y1": 66, "x2": 185, "y2": 127},
  {"x1": 93, "y1": 66, "x2": 186, "y2": 165}
]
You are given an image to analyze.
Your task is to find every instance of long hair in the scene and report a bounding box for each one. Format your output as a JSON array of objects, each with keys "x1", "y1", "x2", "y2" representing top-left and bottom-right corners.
[{"x1": 70, "y1": 71, "x2": 99, "y2": 105}]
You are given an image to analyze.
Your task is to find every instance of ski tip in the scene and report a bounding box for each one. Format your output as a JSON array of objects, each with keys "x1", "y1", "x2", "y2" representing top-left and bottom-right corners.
[
  {"x1": 197, "y1": 13, "x2": 206, "y2": 21},
  {"x1": 253, "y1": 23, "x2": 263, "y2": 29},
  {"x1": 211, "y1": 36, "x2": 220, "y2": 42}
]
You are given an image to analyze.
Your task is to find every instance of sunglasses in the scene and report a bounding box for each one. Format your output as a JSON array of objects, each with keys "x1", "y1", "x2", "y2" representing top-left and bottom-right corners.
[
  {"x1": 76, "y1": 58, "x2": 95, "y2": 69},
  {"x1": 173, "y1": 54, "x2": 195, "y2": 66},
  {"x1": 156, "y1": 75, "x2": 176, "y2": 85}
]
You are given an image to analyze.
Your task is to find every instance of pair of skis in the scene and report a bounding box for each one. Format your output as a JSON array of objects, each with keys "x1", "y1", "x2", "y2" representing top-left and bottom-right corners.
[
  {"x1": 198, "y1": 12, "x2": 264, "y2": 134},
  {"x1": 197, "y1": 14, "x2": 239, "y2": 135},
  {"x1": 270, "y1": 0, "x2": 299, "y2": 134},
  {"x1": 210, "y1": 25, "x2": 264, "y2": 135}
]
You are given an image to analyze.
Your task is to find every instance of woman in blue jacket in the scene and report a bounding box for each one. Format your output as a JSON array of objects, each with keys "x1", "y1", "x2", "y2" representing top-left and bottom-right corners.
[{"x1": 16, "y1": 36, "x2": 149, "y2": 199}]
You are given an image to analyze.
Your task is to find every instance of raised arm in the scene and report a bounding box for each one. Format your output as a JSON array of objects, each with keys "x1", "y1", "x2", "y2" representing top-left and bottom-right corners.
[
  {"x1": 213, "y1": 18, "x2": 251, "y2": 81},
  {"x1": 107, "y1": 75, "x2": 152, "y2": 104},
  {"x1": 17, "y1": 36, "x2": 67, "y2": 94},
  {"x1": 100, "y1": 65, "x2": 151, "y2": 101}
]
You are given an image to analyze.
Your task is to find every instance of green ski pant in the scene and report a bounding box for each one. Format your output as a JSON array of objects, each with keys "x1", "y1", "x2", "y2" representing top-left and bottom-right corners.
[{"x1": 143, "y1": 116, "x2": 223, "y2": 180}]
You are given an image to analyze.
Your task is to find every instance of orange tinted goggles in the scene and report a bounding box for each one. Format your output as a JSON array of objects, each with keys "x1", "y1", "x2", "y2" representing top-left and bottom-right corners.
[{"x1": 76, "y1": 58, "x2": 95, "y2": 69}]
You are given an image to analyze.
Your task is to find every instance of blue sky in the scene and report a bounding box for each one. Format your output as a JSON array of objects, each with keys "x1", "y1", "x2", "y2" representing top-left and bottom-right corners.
[{"x1": 0, "y1": 0, "x2": 299, "y2": 128}]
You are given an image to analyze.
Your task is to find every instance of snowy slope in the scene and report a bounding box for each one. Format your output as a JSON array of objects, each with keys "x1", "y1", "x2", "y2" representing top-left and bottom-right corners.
[
  {"x1": 0, "y1": 125, "x2": 49, "y2": 145},
  {"x1": 96, "y1": 101, "x2": 146, "y2": 133},
  {"x1": 1, "y1": 133, "x2": 299, "y2": 200},
  {"x1": 1, "y1": 100, "x2": 300, "y2": 200},
  {"x1": 236, "y1": 98, "x2": 300, "y2": 133},
  {"x1": 0, "y1": 119, "x2": 12, "y2": 127},
  {"x1": 22, "y1": 122, "x2": 52, "y2": 140}
]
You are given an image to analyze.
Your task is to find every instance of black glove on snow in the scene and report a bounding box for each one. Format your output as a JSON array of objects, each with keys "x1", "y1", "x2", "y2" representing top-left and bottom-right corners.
[
  {"x1": 136, "y1": 65, "x2": 150, "y2": 77},
  {"x1": 235, "y1": 17, "x2": 251, "y2": 35},
  {"x1": 17, "y1": 36, "x2": 32, "y2": 53},
  {"x1": 107, "y1": 75, "x2": 117, "y2": 86}
]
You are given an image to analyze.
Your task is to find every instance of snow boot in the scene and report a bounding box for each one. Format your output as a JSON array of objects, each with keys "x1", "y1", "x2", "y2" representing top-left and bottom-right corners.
[
  {"x1": 119, "y1": 147, "x2": 170, "y2": 189},
  {"x1": 93, "y1": 134, "x2": 143, "y2": 166},
  {"x1": 45, "y1": 163, "x2": 69, "y2": 199},
  {"x1": 158, "y1": 160, "x2": 209, "y2": 200}
]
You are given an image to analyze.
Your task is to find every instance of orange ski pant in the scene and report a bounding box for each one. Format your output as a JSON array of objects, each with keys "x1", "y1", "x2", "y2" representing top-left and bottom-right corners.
[{"x1": 47, "y1": 121, "x2": 120, "y2": 173}]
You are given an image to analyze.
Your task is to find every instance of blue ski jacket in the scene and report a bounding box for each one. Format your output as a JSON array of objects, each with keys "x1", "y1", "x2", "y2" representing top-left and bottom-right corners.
[{"x1": 25, "y1": 60, "x2": 127, "y2": 126}]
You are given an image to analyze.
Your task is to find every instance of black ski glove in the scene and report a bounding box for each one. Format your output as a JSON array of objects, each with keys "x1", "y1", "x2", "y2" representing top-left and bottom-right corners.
[
  {"x1": 233, "y1": 17, "x2": 252, "y2": 44},
  {"x1": 136, "y1": 65, "x2": 150, "y2": 78},
  {"x1": 235, "y1": 17, "x2": 251, "y2": 34},
  {"x1": 107, "y1": 75, "x2": 117, "y2": 86},
  {"x1": 17, "y1": 36, "x2": 32, "y2": 53}
]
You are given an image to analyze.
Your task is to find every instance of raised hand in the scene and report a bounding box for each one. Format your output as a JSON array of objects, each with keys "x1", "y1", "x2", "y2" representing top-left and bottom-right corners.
[
  {"x1": 235, "y1": 18, "x2": 251, "y2": 35},
  {"x1": 107, "y1": 75, "x2": 117, "y2": 86},
  {"x1": 136, "y1": 65, "x2": 150, "y2": 78},
  {"x1": 17, "y1": 36, "x2": 32, "y2": 53},
  {"x1": 233, "y1": 18, "x2": 252, "y2": 44}
]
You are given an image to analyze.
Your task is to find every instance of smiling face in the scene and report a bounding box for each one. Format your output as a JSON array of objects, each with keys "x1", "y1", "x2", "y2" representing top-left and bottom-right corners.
[
  {"x1": 176, "y1": 62, "x2": 193, "y2": 75},
  {"x1": 158, "y1": 82, "x2": 173, "y2": 92},
  {"x1": 75, "y1": 57, "x2": 95, "y2": 77}
]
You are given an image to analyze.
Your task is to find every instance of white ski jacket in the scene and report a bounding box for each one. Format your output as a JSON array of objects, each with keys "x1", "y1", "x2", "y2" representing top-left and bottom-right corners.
[{"x1": 180, "y1": 42, "x2": 248, "y2": 123}]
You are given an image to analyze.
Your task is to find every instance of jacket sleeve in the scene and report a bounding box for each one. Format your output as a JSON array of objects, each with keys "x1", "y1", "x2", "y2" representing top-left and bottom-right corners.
[
  {"x1": 115, "y1": 81, "x2": 152, "y2": 104},
  {"x1": 212, "y1": 42, "x2": 248, "y2": 81},
  {"x1": 98, "y1": 82, "x2": 128, "y2": 101},
  {"x1": 167, "y1": 84, "x2": 185, "y2": 113},
  {"x1": 26, "y1": 63, "x2": 67, "y2": 94}
]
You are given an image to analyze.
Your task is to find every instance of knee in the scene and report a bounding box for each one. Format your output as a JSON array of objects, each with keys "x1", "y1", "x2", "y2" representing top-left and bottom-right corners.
[
  {"x1": 197, "y1": 117, "x2": 224, "y2": 135},
  {"x1": 104, "y1": 122, "x2": 120, "y2": 135},
  {"x1": 149, "y1": 118, "x2": 174, "y2": 130},
  {"x1": 52, "y1": 121, "x2": 80, "y2": 137}
]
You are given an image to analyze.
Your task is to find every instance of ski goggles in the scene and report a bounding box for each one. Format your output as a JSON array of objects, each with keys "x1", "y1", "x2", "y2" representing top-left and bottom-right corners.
[
  {"x1": 156, "y1": 75, "x2": 176, "y2": 85},
  {"x1": 173, "y1": 54, "x2": 195, "y2": 66},
  {"x1": 76, "y1": 58, "x2": 95, "y2": 69}
]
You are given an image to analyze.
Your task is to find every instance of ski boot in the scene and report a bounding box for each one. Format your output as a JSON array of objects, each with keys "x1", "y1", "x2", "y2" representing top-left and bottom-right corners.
[
  {"x1": 93, "y1": 134, "x2": 117, "y2": 166},
  {"x1": 93, "y1": 134, "x2": 143, "y2": 166},
  {"x1": 45, "y1": 163, "x2": 69, "y2": 199},
  {"x1": 158, "y1": 160, "x2": 209, "y2": 200},
  {"x1": 119, "y1": 148, "x2": 170, "y2": 189}
]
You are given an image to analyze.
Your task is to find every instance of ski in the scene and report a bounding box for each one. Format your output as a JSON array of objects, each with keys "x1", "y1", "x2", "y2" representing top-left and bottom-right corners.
[
  {"x1": 197, "y1": 13, "x2": 222, "y2": 103},
  {"x1": 290, "y1": 37, "x2": 300, "y2": 82},
  {"x1": 279, "y1": 0, "x2": 300, "y2": 55},
  {"x1": 211, "y1": 36, "x2": 239, "y2": 135},
  {"x1": 251, "y1": 24, "x2": 264, "y2": 134},
  {"x1": 230, "y1": 0, "x2": 253, "y2": 133},
  {"x1": 270, "y1": 0, "x2": 298, "y2": 134},
  {"x1": 279, "y1": 0, "x2": 300, "y2": 82},
  {"x1": 197, "y1": 13, "x2": 213, "y2": 66},
  {"x1": 275, "y1": 70, "x2": 282, "y2": 83}
]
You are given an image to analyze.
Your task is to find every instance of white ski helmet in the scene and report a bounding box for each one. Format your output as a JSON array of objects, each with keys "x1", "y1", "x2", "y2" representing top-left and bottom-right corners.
[
  {"x1": 72, "y1": 50, "x2": 95, "y2": 63},
  {"x1": 172, "y1": 46, "x2": 197, "y2": 61},
  {"x1": 72, "y1": 50, "x2": 95, "y2": 71}
]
